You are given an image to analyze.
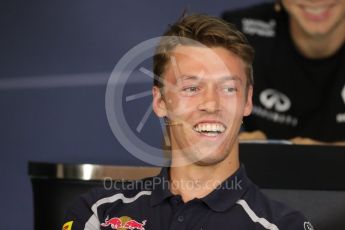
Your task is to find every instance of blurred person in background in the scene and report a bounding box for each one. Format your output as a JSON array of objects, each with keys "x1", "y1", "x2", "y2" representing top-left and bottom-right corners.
[{"x1": 223, "y1": 0, "x2": 345, "y2": 145}]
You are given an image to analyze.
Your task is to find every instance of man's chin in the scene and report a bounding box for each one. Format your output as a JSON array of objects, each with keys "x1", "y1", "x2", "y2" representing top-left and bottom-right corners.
[{"x1": 193, "y1": 151, "x2": 230, "y2": 166}]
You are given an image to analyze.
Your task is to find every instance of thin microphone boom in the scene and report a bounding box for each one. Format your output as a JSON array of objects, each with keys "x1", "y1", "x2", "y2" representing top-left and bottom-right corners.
[
  {"x1": 164, "y1": 117, "x2": 183, "y2": 126},
  {"x1": 166, "y1": 122, "x2": 183, "y2": 126}
]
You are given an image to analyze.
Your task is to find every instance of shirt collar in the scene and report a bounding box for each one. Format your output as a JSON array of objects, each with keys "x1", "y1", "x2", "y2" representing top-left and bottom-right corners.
[
  {"x1": 150, "y1": 167, "x2": 174, "y2": 207},
  {"x1": 201, "y1": 164, "x2": 252, "y2": 212},
  {"x1": 150, "y1": 164, "x2": 252, "y2": 212}
]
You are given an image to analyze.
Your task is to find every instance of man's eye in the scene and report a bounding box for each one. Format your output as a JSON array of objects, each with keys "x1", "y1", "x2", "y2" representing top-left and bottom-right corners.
[
  {"x1": 182, "y1": 86, "x2": 199, "y2": 92},
  {"x1": 223, "y1": 87, "x2": 237, "y2": 94},
  {"x1": 180, "y1": 86, "x2": 200, "y2": 96}
]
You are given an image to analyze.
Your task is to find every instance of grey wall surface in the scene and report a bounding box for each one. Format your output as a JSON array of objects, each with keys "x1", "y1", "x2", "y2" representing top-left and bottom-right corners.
[{"x1": 0, "y1": 0, "x2": 268, "y2": 229}]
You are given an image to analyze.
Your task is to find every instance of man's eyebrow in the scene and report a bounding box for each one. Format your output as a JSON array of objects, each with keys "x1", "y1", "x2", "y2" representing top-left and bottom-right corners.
[
  {"x1": 219, "y1": 75, "x2": 243, "y2": 83},
  {"x1": 176, "y1": 75, "x2": 243, "y2": 84},
  {"x1": 176, "y1": 75, "x2": 202, "y2": 83},
  {"x1": 180, "y1": 75, "x2": 201, "y2": 81}
]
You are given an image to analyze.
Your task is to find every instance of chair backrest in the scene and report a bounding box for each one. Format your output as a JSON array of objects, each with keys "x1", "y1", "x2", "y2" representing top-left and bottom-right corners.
[
  {"x1": 240, "y1": 143, "x2": 345, "y2": 230},
  {"x1": 261, "y1": 189, "x2": 345, "y2": 229},
  {"x1": 28, "y1": 162, "x2": 160, "y2": 230}
]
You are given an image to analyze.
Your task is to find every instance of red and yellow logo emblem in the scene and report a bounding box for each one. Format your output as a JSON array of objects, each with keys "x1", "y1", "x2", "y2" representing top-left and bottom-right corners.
[
  {"x1": 62, "y1": 221, "x2": 73, "y2": 230},
  {"x1": 100, "y1": 216, "x2": 146, "y2": 230}
]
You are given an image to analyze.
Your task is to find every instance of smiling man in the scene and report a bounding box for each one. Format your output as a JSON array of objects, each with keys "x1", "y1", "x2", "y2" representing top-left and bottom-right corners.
[
  {"x1": 223, "y1": 0, "x2": 345, "y2": 144},
  {"x1": 62, "y1": 14, "x2": 312, "y2": 230}
]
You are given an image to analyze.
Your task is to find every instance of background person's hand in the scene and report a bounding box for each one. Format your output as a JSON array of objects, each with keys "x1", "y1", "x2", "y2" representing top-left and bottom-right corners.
[
  {"x1": 239, "y1": 130, "x2": 267, "y2": 141},
  {"x1": 289, "y1": 137, "x2": 324, "y2": 145},
  {"x1": 290, "y1": 137, "x2": 345, "y2": 146}
]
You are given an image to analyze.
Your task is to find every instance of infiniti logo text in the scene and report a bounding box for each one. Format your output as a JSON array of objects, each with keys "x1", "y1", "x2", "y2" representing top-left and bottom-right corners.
[
  {"x1": 336, "y1": 85, "x2": 345, "y2": 123},
  {"x1": 260, "y1": 89, "x2": 291, "y2": 112},
  {"x1": 252, "y1": 89, "x2": 298, "y2": 126}
]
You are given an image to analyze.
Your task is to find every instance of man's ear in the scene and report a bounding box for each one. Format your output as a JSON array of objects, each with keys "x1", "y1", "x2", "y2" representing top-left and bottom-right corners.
[
  {"x1": 243, "y1": 85, "x2": 253, "y2": 117},
  {"x1": 152, "y1": 86, "x2": 167, "y2": 117}
]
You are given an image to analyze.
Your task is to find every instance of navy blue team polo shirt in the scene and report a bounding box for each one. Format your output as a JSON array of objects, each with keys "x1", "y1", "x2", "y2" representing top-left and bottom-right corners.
[{"x1": 62, "y1": 165, "x2": 313, "y2": 230}]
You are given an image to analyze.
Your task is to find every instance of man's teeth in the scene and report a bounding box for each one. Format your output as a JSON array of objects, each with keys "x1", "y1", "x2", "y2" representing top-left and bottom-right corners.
[{"x1": 193, "y1": 123, "x2": 226, "y2": 135}]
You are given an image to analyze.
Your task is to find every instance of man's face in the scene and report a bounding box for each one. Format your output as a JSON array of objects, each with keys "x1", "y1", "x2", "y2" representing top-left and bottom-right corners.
[
  {"x1": 152, "y1": 45, "x2": 252, "y2": 166},
  {"x1": 282, "y1": 0, "x2": 345, "y2": 36}
]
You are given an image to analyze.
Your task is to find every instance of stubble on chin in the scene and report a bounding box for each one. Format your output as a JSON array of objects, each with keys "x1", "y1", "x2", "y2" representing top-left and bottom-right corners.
[
  {"x1": 194, "y1": 153, "x2": 229, "y2": 166},
  {"x1": 189, "y1": 139, "x2": 236, "y2": 166}
]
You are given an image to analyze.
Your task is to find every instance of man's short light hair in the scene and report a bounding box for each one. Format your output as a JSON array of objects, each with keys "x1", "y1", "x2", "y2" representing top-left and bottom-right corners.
[{"x1": 153, "y1": 14, "x2": 255, "y2": 89}]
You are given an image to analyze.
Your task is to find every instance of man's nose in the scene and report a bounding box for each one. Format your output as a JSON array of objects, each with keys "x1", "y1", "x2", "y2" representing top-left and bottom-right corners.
[{"x1": 197, "y1": 87, "x2": 220, "y2": 113}]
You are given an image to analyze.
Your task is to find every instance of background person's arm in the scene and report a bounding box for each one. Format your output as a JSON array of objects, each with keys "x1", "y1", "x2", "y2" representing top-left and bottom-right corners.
[
  {"x1": 239, "y1": 130, "x2": 345, "y2": 146},
  {"x1": 290, "y1": 137, "x2": 345, "y2": 146},
  {"x1": 239, "y1": 130, "x2": 267, "y2": 141}
]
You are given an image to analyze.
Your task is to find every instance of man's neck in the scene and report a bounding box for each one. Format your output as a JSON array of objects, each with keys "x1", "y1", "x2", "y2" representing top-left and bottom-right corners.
[
  {"x1": 169, "y1": 145, "x2": 240, "y2": 203},
  {"x1": 290, "y1": 19, "x2": 345, "y2": 59}
]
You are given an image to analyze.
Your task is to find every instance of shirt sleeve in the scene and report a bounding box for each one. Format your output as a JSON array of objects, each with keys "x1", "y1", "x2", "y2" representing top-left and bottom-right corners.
[{"x1": 61, "y1": 189, "x2": 101, "y2": 230}]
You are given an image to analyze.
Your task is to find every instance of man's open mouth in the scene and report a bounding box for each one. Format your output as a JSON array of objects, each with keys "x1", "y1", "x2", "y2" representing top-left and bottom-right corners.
[
  {"x1": 303, "y1": 6, "x2": 330, "y2": 15},
  {"x1": 192, "y1": 122, "x2": 226, "y2": 137},
  {"x1": 300, "y1": 3, "x2": 335, "y2": 20}
]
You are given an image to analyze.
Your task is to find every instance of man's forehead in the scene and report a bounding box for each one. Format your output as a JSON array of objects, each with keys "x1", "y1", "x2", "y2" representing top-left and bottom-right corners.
[{"x1": 168, "y1": 46, "x2": 245, "y2": 72}]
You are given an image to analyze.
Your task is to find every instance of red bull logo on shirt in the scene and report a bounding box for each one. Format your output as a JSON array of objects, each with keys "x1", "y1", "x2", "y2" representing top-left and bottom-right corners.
[{"x1": 101, "y1": 216, "x2": 146, "y2": 230}]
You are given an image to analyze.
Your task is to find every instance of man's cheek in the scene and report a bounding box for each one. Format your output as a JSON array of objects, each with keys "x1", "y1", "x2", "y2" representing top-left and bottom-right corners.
[
  {"x1": 173, "y1": 100, "x2": 195, "y2": 115},
  {"x1": 225, "y1": 100, "x2": 246, "y2": 114}
]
